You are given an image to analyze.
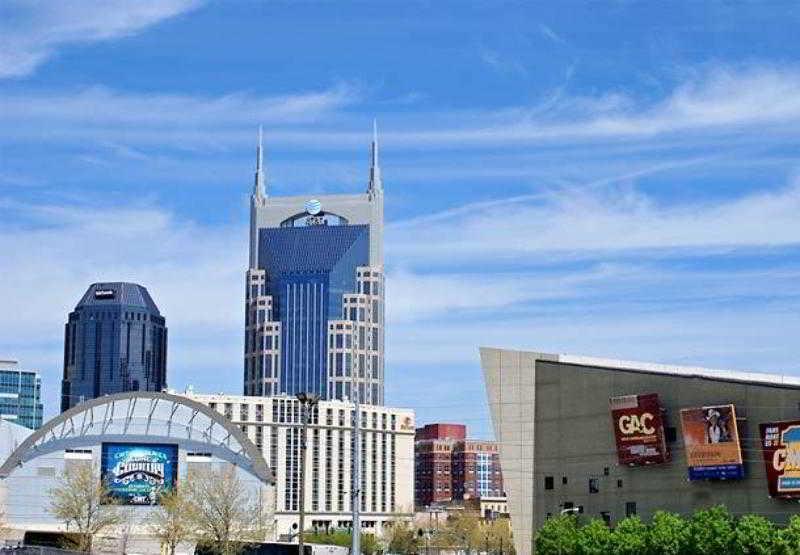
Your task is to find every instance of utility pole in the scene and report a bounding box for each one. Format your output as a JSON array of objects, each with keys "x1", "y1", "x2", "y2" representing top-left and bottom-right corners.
[
  {"x1": 351, "y1": 325, "x2": 361, "y2": 555},
  {"x1": 296, "y1": 392, "x2": 320, "y2": 555}
]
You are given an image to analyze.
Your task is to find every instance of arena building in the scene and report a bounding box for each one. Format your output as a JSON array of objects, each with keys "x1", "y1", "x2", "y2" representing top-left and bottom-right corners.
[
  {"x1": 481, "y1": 347, "x2": 800, "y2": 555},
  {"x1": 0, "y1": 391, "x2": 275, "y2": 553}
]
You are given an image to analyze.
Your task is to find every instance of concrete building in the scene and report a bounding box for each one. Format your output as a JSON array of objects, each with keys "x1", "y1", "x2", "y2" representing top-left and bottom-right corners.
[
  {"x1": 180, "y1": 391, "x2": 414, "y2": 537},
  {"x1": 244, "y1": 127, "x2": 385, "y2": 405},
  {"x1": 0, "y1": 360, "x2": 43, "y2": 429},
  {"x1": 481, "y1": 347, "x2": 800, "y2": 555},
  {"x1": 414, "y1": 423, "x2": 504, "y2": 510},
  {"x1": 0, "y1": 391, "x2": 274, "y2": 553},
  {"x1": 61, "y1": 282, "x2": 167, "y2": 411}
]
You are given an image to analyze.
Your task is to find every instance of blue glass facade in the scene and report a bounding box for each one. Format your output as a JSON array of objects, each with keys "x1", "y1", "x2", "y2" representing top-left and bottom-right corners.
[
  {"x1": 0, "y1": 366, "x2": 43, "y2": 430},
  {"x1": 257, "y1": 225, "x2": 369, "y2": 398},
  {"x1": 61, "y1": 283, "x2": 167, "y2": 412}
]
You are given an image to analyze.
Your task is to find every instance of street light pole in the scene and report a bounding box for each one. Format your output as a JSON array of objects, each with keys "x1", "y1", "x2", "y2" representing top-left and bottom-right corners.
[
  {"x1": 351, "y1": 325, "x2": 361, "y2": 555},
  {"x1": 296, "y1": 392, "x2": 321, "y2": 555}
]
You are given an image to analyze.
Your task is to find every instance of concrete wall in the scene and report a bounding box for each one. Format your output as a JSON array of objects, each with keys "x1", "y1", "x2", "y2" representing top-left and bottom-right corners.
[{"x1": 482, "y1": 347, "x2": 800, "y2": 555}]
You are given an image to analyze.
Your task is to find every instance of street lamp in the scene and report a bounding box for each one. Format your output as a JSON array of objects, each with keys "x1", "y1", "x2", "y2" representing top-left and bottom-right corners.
[{"x1": 296, "y1": 392, "x2": 321, "y2": 555}]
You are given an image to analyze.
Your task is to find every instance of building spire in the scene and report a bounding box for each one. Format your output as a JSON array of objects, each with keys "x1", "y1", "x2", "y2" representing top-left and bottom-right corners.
[
  {"x1": 368, "y1": 119, "x2": 382, "y2": 194},
  {"x1": 254, "y1": 125, "x2": 265, "y2": 199}
]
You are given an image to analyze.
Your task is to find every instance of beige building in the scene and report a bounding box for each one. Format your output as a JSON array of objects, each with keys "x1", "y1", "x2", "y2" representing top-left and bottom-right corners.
[
  {"x1": 481, "y1": 347, "x2": 800, "y2": 555},
  {"x1": 179, "y1": 391, "x2": 414, "y2": 537}
]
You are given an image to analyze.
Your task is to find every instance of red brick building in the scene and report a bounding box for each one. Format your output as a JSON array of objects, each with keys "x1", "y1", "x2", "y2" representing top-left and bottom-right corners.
[{"x1": 414, "y1": 423, "x2": 504, "y2": 509}]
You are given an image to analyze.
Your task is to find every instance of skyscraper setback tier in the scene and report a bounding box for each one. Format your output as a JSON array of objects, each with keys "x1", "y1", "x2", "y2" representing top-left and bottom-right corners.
[
  {"x1": 244, "y1": 126, "x2": 385, "y2": 405},
  {"x1": 61, "y1": 282, "x2": 167, "y2": 411}
]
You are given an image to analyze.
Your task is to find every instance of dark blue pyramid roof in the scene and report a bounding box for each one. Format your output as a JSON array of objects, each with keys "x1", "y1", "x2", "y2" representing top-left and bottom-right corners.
[
  {"x1": 258, "y1": 225, "x2": 369, "y2": 275},
  {"x1": 75, "y1": 282, "x2": 161, "y2": 314}
]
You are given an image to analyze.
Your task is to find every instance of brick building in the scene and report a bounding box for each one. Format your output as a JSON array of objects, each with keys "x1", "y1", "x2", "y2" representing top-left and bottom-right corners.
[{"x1": 414, "y1": 423, "x2": 504, "y2": 509}]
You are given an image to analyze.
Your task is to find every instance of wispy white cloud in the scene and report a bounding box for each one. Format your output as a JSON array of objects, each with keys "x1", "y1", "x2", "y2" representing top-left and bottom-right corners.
[
  {"x1": 0, "y1": 0, "x2": 202, "y2": 79},
  {"x1": 388, "y1": 181, "x2": 800, "y2": 264},
  {"x1": 479, "y1": 48, "x2": 528, "y2": 76},
  {"x1": 538, "y1": 24, "x2": 565, "y2": 45},
  {"x1": 3, "y1": 65, "x2": 799, "y2": 154}
]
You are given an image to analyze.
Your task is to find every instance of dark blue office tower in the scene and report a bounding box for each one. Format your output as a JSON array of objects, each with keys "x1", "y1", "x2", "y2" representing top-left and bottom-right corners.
[{"x1": 61, "y1": 282, "x2": 167, "y2": 411}]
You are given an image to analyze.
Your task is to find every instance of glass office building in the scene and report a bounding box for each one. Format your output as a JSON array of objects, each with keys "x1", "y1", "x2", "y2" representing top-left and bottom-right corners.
[
  {"x1": 61, "y1": 282, "x2": 167, "y2": 411},
  {"x1": 244, "y1": 128, "x2": 385, "y2": 404},
  {"x1": 0, "y1": 360, "x2": 43, "y2": 430}
]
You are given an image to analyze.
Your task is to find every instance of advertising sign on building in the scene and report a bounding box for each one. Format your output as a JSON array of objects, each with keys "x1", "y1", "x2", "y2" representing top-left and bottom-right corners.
[
  {"x1": 760, "y1": 420, "x2": 800, "y2": 498},
  {"x1": 679, "y1": 404, "x2": 744, "y2": 480},
  {"x1": 101, "y1": 443, "x2": 178, "y2": 505},
  {"x1": 609, "y1": 393, "x2": 670, "y2": 466}
]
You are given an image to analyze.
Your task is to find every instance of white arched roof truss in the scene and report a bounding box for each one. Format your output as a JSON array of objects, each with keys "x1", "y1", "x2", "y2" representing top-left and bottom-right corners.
[{"x1": 0, "y1": 391, "x2": 272, "y2": 484}]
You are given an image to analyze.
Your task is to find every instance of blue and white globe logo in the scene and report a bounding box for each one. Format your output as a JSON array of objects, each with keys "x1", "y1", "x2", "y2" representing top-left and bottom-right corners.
[{"x1": 305, "y1": 199, "x2": 322, "y2": 215}]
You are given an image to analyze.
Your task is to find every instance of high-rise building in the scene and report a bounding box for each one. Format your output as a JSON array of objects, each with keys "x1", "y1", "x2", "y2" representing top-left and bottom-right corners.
[
  {"x1": 244, "y1": 126, "x2": 384, "y2": 404},
  {"x1": 0, "y1": 360, "x2": 43, "y2": 429},
  {"x1": 61, "y1": 282, "x2": 167, "y2": 411},
  {"x1": 414, "y1": 423, "x2": 504, "y2": 509},
  {"x1": 179, "y1": 391, "x2": 414, "y2": 536}
]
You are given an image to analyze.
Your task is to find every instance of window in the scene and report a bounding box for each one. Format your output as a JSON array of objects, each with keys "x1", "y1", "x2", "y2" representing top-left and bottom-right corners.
[
  {"x1": 544, "y1": 476, "x2": 554, "y2": 490},
  {"x1": 601, "y1": 512, "x2": 611, "y2": 526},
  {"x1": 603, "y1": 467, "x2": 610, "y2": 476},
  {"x1": 617, "y1": 479, "x2": 623, "y2": 488},
  {"x1": 626, "y1": 502, "x2": 637, "y2": 517},
  {"x1": 562, "y1": 476, "x2": 568, "y2": 485},
  {"x1": 589, "y1": 478, "x2": 599, "y2": 494}
]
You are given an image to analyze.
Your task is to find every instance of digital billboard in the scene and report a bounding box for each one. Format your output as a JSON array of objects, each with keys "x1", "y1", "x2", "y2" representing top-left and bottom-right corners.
[
  {"x1": 609, "y1": 393, "x2": 670, "y2": 466},
  {"x1": 760, "y1": 420, "x2": 800, "y2": 498},
  {"x1": 679, "y1": 404, "x2": 744, "y2": 480},
  {"x1": 101, "y1": 443, "x2": 178, "y2": 505}
]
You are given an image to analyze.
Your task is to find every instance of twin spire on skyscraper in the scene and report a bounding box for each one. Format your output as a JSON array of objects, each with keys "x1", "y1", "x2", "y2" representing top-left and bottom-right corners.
[
  {"x1": 253, "y1": 125, "x2": 266, "y2": 199},
  {"x1": 253, "y1": 121, "x2": 382, "y2": 198}
]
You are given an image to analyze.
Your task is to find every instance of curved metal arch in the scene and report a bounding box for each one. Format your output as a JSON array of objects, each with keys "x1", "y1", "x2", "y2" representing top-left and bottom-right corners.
[{"x1": 0, "y1": 391, "x2": 273, "y2": 484}]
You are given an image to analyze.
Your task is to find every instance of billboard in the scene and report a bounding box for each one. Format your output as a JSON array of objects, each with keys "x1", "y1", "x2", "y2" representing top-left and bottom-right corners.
[
  {"x1": 101, "y1": 443, "x2": 178, "y2": 505},
  {"x1": 760, "y1": 420, "x2": 800, "y2": 498},
  {"x1": 679, "y1": 404, "x2": 744, "y2": 480},
  {"x1": 609, "y1": 393, "x2": 670, "y2": 466}
]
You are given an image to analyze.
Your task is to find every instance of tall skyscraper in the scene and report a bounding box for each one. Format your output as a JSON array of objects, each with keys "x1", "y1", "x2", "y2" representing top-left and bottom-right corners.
[
  {"x1": 244, "y1": 125, "x2": 384, "y2": 404},
  {"x1": 0, "y1": 359, "x2": 43, "y2": 429},
  {"x1": 61, "y1": 282, "x2": 168, "y2": 411}
]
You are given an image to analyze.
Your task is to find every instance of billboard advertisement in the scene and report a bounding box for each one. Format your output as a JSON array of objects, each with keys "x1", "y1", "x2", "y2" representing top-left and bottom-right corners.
[
  {"x1": 679, "y1": 404, "x2": 744, "y2": 480},
  {"x1": 101, "y1": 443, "x2": 178, "y2": 505},
  {"x1": 760, "y1": 420, "x2": 800, "y2": 498},
  {"x1": 609, "y1": 393, "x2": 670, "y2": 466}
]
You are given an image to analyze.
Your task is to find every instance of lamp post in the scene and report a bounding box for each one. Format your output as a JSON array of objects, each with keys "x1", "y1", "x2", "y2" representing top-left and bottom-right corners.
[{"x1": 296, "y1": 392, "x2": 321, "y2": 555}]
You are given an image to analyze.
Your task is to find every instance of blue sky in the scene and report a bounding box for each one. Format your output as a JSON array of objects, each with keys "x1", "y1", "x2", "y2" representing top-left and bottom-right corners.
[{"x1": 3, "y1": 1, "x2": 800, "y2": 437}]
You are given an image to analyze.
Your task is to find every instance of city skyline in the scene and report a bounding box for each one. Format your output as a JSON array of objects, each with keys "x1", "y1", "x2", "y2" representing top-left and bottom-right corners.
[{"x1": 4, "y1": 3, "x2": 800, "y2": 437}]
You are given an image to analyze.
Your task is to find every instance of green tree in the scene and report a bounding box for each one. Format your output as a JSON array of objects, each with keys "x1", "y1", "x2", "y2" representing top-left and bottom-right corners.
[
  {"x1": 731, "y1": 514, "x2": 776, "y2": 555},
  {"x1": 184, "y1": 465, "x2": 272, "y2": 555},
  {"x1": 646, "y1": 511, "x2": 690, "y2": 555},
  {"x1": 438, "y1": 513, "x2": 483, "y2": 554},
  {"x1": 574, "y1": 518, "x2": 612, "y2": 555},
  {"x1": 688, "y1": 506, "x2": 734, "y2": 555},
  {"x1": 610, "y1": 516, "x2": 647, "y2": 555},
  {"x1": 534, "y1": 515, "x2": 578, "y2": 555},
  {"x1": 778, "y1": 515, "x2": 800, "y2": 554},
  {"x1": 383, "y1": 519, "x2": 419, "y2": 554},
  {"x1": 145, "y1": 489, "x2": 195, "y2": 555},
  {"x1": 47, "y1": 464, "x2": 122, "y2": 552}
]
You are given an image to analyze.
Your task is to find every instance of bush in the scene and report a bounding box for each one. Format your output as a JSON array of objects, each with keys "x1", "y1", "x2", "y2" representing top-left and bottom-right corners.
[
  {"x1": 532, "y1": 506, "x2": 799, "y2": 554},
  {"x1": 534, "y1": 515, "x2": 579, "y2": 555}
]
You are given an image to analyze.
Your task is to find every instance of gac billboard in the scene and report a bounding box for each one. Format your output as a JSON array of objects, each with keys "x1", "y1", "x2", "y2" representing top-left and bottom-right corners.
[
  {"x1": 609, "y1": 393, "x2": 669, "y2": 466},
  {"x1": 101, "y1": 443, "x2": 178, "y2": 505},
  {"x1": 679, "y1": 404, "x2": 744, "y2": 480},
  {"x1": 760, "y1": 420, "x2": 800, "y2": 498}
]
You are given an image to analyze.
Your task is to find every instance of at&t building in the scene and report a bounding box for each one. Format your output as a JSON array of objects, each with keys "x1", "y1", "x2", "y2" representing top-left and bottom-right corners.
[{"x1": 245, "y1": 127, "x2": 385, "y2": 405}]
